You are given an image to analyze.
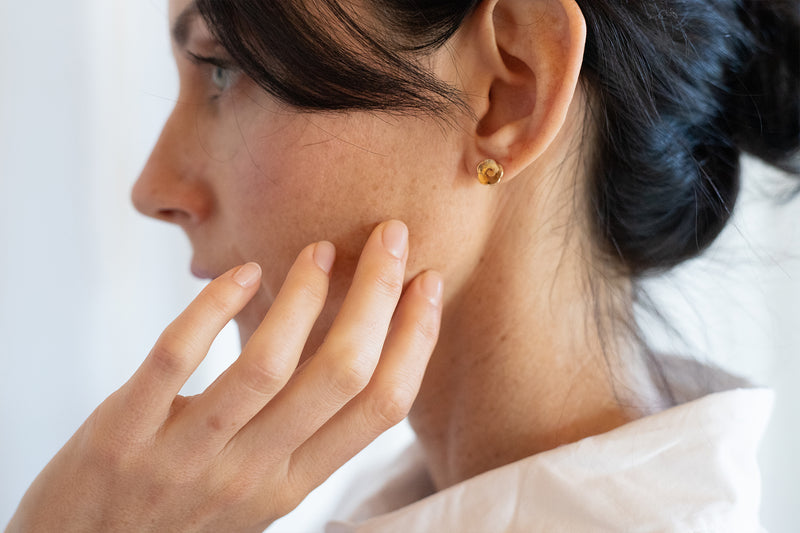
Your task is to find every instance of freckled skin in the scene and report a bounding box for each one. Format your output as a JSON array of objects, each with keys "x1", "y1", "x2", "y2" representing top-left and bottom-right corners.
[
  {"x1": 131, "y1": 0, "x2": 648, "y2": 495},
  {"x1": 134, "y1": 0, "x2": 494, "y2": 359},
  {"x1": 7, "y1": 3, "x2": 679, "y2": 529}
]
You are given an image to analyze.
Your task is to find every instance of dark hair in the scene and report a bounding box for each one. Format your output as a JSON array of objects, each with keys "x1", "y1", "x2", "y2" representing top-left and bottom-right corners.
[{"x1": 197, "y1": 0, "x2": 799, "y2": 276}]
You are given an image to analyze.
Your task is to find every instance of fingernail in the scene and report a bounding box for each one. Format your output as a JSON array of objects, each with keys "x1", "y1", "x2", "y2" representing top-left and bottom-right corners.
[
  {"x1": 382, "y1": 220, "x2": 408, "y2": 259},
  {"x1": 421, "y1": 271, "x2": 443, "y2": 306},
  {"x1": 233, "y1": 262, "x2": 261, "y2": 288},
  {"x1": 314, "y1": 241, "x2": 336, "y2": 274}
]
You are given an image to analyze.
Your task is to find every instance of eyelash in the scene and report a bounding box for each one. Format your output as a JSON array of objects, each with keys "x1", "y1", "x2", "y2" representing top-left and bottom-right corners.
[{"x1": 187, "y1": 52, "x2": 241, "y2": 99}]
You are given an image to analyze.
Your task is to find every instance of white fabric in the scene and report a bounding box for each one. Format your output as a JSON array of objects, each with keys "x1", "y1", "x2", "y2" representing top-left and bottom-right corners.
[{"x1": 326, "y1": 388, "x2": 773, "y2": 533}]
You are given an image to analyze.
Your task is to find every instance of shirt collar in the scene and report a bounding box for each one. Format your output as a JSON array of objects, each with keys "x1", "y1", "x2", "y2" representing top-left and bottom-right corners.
[{"x1": 328, "y1": 388, "x2": 773, "y2": 533}]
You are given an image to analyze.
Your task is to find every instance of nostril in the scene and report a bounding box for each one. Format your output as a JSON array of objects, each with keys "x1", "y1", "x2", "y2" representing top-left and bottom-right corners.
[
  {"x1": 156, "y1": 208, "x2": 192, "y2": 224},
  {"x1": 131, "y1": 166, "x2": 212, "y2": 225}
]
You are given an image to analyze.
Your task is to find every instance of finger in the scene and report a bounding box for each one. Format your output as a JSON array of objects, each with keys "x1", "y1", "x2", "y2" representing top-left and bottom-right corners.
[
  {"x1": 125, "y1": 263, "x2": 262, "y2": 429},
  {"x1": 288, "y1": 270, "x2": 442, "y2": 495},
  {"x1": 229, "y1": 220, "x2": 409, "y2": 459},
  {"x1": 171, "y1": 242, "x2": 335, "y2": 450}
]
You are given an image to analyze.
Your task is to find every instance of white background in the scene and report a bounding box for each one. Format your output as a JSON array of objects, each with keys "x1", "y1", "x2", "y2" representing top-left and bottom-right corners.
[{"x1": 0, "y1": 1, "x2": 797, "y2": 531}]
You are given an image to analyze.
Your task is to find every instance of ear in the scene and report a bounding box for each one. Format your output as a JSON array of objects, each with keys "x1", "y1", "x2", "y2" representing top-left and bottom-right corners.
[{"x1": 455, "y1": 0, "x2": 586, "y2": 182}]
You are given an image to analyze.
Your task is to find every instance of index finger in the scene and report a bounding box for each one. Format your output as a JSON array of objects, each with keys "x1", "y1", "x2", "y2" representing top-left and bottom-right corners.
[{"x1": 124, "y1": 263, "x2": 262, "y2": 429}]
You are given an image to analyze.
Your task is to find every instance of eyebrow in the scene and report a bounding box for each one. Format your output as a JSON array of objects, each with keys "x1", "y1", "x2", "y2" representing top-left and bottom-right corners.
[{"x1": 171, "y1": 0, "x2": 199, "y2": 48}]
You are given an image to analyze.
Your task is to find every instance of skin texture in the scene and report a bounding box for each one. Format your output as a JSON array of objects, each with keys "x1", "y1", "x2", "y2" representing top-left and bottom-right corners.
[
  {"x1": 8, "y1": 0, "x2": 665, "y2": 530},
  {"x1": 132, "y1": 0, "x2": 491, "y2": 355}
]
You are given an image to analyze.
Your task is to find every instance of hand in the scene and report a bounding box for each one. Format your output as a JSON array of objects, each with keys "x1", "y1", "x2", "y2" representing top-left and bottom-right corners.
[{"x1": 7, "y1": 220, "x2": 443, "y2": 533}]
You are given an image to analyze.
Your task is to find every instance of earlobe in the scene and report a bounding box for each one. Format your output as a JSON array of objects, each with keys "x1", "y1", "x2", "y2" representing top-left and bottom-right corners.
[{"x1": 462, "y1": 0, "x2": 586, "y2": 183}]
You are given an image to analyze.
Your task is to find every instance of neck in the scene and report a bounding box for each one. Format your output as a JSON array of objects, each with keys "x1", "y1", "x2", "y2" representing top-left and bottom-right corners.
[{"x1": 408, "y1": 169, "x2": 663, "y2": 491}]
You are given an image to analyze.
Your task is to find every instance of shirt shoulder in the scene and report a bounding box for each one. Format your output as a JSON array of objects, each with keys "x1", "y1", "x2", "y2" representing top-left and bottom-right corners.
[{"x1": 327, "y1": 388, "x2": 774, "y2": 533}]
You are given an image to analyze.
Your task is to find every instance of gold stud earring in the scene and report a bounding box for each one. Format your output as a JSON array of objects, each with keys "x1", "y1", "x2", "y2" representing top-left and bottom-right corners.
[{"x1": 477, "y1": 159, "x2": 504, "y2": 185}]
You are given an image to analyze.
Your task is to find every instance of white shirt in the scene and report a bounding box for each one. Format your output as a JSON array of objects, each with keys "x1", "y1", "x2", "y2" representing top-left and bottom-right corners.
[{"x1": 326, "y1": 388, "x2": 773, "y2": 533}]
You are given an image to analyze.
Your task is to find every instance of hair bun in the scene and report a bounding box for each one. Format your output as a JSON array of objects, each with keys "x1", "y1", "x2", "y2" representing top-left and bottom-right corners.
[
  {"x1": 729, "y1": 0, "x2": 800, "y2": 172},
  {"x1": 580, "y1": 0, "x2": 799, "y2": 275}
]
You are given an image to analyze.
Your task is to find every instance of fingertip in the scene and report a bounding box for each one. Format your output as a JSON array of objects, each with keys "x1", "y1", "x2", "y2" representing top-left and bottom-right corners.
[
  {"x1": 381, "y1": 220, "x2": 409, "y2": 260},
  {"x1": 419, "y1": 270, "x2": 444, "y2": 307},
  {"x1": 313, "y1": 241, "x2": 336, "y2": 274},
  {"x1": 233, "y1": 262, "x2": 262, "y2": 288}
]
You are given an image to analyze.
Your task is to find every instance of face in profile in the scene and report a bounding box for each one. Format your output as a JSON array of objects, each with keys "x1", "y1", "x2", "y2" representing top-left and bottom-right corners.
[{"x1": 132, "y1": 0, "x2": 495, "y2": 349}]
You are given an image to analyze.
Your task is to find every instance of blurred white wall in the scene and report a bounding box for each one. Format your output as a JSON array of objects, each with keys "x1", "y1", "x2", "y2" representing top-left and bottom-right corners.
[
  {"x1": 0, "y1": 1, "x2": 796, "y2": 531},
  {"x1": 639, "y1": 156, "x2": 800, "y2": 532}
]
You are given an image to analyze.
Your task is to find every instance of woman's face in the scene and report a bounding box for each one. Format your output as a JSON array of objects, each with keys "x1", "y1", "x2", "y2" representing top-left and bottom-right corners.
[{"x1": 133, "y1": 0, "x2": 494, "y2": 347}]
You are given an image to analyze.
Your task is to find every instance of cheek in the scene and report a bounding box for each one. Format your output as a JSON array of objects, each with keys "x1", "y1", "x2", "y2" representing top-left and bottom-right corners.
[
  {"x1": 212, "y1": 134, "x2": 370, "y2": 312},
  {"x1": 231, "y1": 116, "x2": 386, "y2": 240},
  {"x1": 219, "y1": 105, "x2": 491, "y2": 325}
]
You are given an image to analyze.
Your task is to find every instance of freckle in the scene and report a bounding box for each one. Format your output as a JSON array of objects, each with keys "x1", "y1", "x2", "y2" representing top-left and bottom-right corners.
[{"x1": 207, "y1": 415, "x2": 224, "y2": 432}]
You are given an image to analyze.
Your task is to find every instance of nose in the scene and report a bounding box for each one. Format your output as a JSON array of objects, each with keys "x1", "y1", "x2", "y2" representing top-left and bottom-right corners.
[{"x1": 132, "y1": 109, "x2": 212, "y2": 226}]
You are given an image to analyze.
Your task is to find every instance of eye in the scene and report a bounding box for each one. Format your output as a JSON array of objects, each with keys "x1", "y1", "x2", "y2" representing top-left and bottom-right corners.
[
  {"x1": 187, "y1": 52, "x2": 241, "y2": 96},
  {"x1": 211, "y1": 65, "x2": 237, "y2": 92}
]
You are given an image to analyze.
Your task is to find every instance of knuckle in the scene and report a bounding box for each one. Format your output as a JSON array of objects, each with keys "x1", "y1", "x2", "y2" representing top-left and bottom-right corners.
[
  {"x1": 281, "y1": 463, "x2": 314, "y2": 515},
  {"x1": 214, "y1": 476, "x2": 253, "y2": 508},
  {"x1": 372, "y1": 267, "x2": 404, "y2": 299},
  {"x1": 270, "y1": 485, "x2": 304, "y2": 518},
  {"x1": 326, "y1": 355, "x2": 373, "y2": 399},
  {"x1": 414, "y1": 312, "x2": 441, "y2": 345},
  {"x1": 238, "y1": 358, "x2": 288, "y2": 397},
  {"x1": 149, "y1": 334, "x2": 191, "y2": 378},
  {"x1": 205, "y1": 457, "x2": 260, "y2": 507},
  {"x1": 202, "y1": 288, "x2": 236, "y2": 318},
  {"x1": 210, "y1": 466, "x2": 298, "y2": 522},
  {"x1": 294, "y1": 277, "x2": 328, "y2": 307},
  {"x1": 370, "y1": 383, "x2": 416, "y2": 428}
]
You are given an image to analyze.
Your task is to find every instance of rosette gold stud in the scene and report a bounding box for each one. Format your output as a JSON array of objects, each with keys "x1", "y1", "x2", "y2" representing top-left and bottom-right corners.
[{"x1": 477, "y1": 159, "x2": 504, "y2": 185}]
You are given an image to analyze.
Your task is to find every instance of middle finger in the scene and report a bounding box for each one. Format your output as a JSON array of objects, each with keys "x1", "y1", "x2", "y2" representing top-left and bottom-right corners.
[
  {"x1": 169, "y1": 240, "x2": 335, "y2": 452},
  {"x1": 229, "y1": 220, "x2": 409, "y2": 459}
]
